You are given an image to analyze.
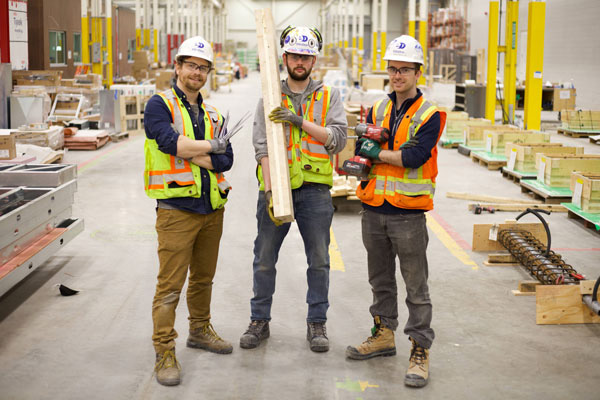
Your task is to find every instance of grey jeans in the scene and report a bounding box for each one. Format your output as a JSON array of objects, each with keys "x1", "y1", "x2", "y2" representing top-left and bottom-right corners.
[{"x1": 361, "y1": 209, "x2": 435, "y2": 349}]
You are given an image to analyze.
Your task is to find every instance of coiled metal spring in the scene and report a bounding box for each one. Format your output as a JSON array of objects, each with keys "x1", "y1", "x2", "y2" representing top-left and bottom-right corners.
[{"x1": 498, "y1": 229, "x2": 580, "y2": 285}]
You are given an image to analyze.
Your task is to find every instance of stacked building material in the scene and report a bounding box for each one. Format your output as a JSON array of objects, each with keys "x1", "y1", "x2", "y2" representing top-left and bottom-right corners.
[{"x1": 64, "y1": 129, "x2": 110, "y2": 150}]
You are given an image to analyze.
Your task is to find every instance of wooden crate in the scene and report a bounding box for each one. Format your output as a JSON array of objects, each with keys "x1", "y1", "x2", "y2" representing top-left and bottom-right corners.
[
  {"x1": 536, "y1": 154, "x2": 600, "y2": 187},
  {"x1": 560, "y1": 110, "x2": 600, "y2": 130},
  {"x1": 464, "y1": 123, "x2": 517, "y2": 148},
  {"x1": 570, "y1": 172, "x2": 600, "y2": 212},
  {"x1": 444, "y1": 114, "x2": 484, "y2": 140},
  {"x1": 13, "y1": 70, "x2": 63, "y2": 87},
  {"x1": 505, "y1": 143, "x2": 583, "y2": 173},
  {"x1": 485, "y1": 130, "x2": 549, "y2": 155}
]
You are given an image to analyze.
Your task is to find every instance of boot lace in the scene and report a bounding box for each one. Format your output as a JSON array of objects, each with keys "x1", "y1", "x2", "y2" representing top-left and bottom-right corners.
[
  {"x1": 245, "y1": 320, "x2": 267, "y2": 335},
  {"x1": 409, "y1": 341, "x2": 427, "y2": 366},
  {"x1": 155, "y1": 350, "x2": 180, "y2": 372},
  {"x1": 308, "y1": 322, "x2": 327, "y2": 338},
  {"x1": 200, "y1": 322, "x2": 223, "y2": 342}
]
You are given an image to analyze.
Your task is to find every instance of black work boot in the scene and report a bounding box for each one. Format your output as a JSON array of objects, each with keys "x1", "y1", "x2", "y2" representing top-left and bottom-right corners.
[
  {"x1": 307, "y1": 322, "x2": 329, "y2": 352},
  {"x1": 239, "y1": 320, "x2": 270, "y2": 349}
]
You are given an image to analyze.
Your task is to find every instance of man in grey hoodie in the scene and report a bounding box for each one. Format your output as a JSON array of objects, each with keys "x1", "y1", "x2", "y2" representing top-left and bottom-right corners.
[{"x1": 239, "y1": 26, "x2": 347, "y2": 353}]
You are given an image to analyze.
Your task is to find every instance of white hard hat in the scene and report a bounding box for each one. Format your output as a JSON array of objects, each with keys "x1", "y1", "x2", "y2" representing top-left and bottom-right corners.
[
  {"x1": 175, "y1": 36, "x2": 213, "y2": 64},
  {"x1": 383, "y1": 35, "x2": 424, "y2": 64},
  {"x1": 280, "y1": 26, "x2": 322, "y2": 56}
]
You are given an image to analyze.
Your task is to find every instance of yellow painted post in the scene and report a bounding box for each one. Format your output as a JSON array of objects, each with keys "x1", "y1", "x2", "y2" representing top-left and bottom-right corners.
[
  {"x1": 154, "y1": 29, "x2": 158, "y2": 62},
  {"x1": 358, "y1": 36, "x2": 364, "y2": 75},
  {"x1": 418, "y1": 20, "x2": 427, "y2": 84},
  {"x1": 379, "y1": 31, "x2": 386, "y2": 72},
  {"x1": 372, "y1": 31, "x2": 378, "y2": 71},
  {"x1": 409, "y1": 20, "x2": 415, "y2": 38},
  {"x1": 136, "y1": 29, "x2": 142, "y2": 50},
  {"x1": 503, "y1": 0, "x2": 518, "y2": 124},
  {"x1": 92, "y1": 17, "x2": 102, "y2": 75},
  {"x1": 81, "y1": 14, "x2": 89, "y2": 65},
  {"x1": 106, "y1": 16, "x2": 113, "y2": 86},
  {"x1": 524, "y1": 1, "x2": 545, "y2": 131},
  {"x1": 144, "y1": 28, "x2": 150, "y2": 50},
  {"x1": 485, "y1": 1, "x2": 499, "y2": 124}
]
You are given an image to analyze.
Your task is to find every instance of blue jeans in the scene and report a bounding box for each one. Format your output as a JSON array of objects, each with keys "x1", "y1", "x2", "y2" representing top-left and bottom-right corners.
[
  {"x1": 251, "y1": 184, "x2": 334, "y2": 323},
  {"x1": 361, "y1": 210, "x2": 435, "y2": 349}
]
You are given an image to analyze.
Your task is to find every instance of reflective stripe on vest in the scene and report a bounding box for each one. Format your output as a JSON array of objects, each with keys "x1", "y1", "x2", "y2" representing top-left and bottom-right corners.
[{"x1": 358, "y1": 95, "x2": 445, "y2": 209}]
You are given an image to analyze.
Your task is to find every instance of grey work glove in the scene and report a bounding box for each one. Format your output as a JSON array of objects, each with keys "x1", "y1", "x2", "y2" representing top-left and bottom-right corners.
[
  {"x1": 268, "y1": 105, "x2": 304, "y2": 128},
  {"x1": 400, "y1": 135, "x2": 419, "y2": 149},
  {"x1": 207, "y1": 137, "x2": 228, "y2": 154}
]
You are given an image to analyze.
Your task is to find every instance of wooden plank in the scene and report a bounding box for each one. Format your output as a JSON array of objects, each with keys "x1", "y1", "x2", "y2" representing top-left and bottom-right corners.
[
  {"x1": 536, "y1": 285, "x2": 600, "y2": 325},
  {"x1": 255, "y1": 9, "x2": 294, "y2": 222},
  {"x1": 472, "y1": 221, "x2": 546, "y2": 252},
  {"x1": 487, "y1": 253, "x2": 517, "y2": 263},
  {"x1": 447, "y1": 191, "x2": 541, "y2": 204},
  {"x1": 467, "y1": 203, "x2": 567, "y2": 213}
]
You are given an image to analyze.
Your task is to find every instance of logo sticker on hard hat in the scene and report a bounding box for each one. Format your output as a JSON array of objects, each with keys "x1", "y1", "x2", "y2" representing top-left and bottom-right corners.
[
  {"x1": 398, "y1": 42, "x2": 406, "y2": 49},
  {"x1": 194, "y1": 42, "x2": 205, "y2": 50}
]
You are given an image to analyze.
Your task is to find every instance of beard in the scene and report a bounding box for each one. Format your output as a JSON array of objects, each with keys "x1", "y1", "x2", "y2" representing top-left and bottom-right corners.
[{"x1": 287, "y1": 64, "x2": 312, "y2": 81}]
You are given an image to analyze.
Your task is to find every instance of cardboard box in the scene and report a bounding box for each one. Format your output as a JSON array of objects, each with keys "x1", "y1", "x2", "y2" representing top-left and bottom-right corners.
[
  {"x1": 0, "y1": 130, "x2": 16, "y2": 160},
  {"x1": 361, "y1": 75, "x2": 387, "y2": 91}
]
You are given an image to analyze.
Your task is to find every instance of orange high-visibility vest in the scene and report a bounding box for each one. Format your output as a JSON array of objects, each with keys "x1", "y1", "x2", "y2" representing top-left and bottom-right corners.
[{"x1": 356, "y1": 96, "x2": 446, "y2": 210}]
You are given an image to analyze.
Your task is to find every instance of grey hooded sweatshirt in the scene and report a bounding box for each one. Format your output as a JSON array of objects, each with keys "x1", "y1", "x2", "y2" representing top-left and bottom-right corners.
[{"x1": 252, "y1": 78, "x2": 348, "y2": 163}]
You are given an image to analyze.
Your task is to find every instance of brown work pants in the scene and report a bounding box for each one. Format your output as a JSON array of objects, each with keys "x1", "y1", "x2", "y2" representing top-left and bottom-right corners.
[{"x1": 151, "y1": 207, "x2": 224, "y2": 354}]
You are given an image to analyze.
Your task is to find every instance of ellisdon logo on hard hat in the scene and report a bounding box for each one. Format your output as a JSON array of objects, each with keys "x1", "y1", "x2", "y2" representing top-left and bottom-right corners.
[
  {"x1": 397, "y1": 42, "x2": 406, "y2": 49},
  {"x1": 194, "y1": 42, "x2": 205, "y2": 50}
]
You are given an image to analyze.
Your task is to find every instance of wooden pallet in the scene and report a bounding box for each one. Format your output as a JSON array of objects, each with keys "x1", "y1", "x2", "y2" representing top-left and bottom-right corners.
[
  {"x1": 520, "y1": 180, "x2": 572, "y2": 204},
  {"x1": 439, "y1": 138, "x2": 462, "y2": 148},
  {"x1": 501, "y1": 167, "x2": 536, "y2": 184},
  {"x1": 109, "y1": 131, "x2": 130, "y2": 142},
  {"x1": 470, "y1": 151, "x2": 507, "y2": 170},
  {"x1": 557, "y1": 128, "x2": 600, "y2": 138},
  {"x1": 562, "y1": 202, "x2": 600, "y2": 232}
]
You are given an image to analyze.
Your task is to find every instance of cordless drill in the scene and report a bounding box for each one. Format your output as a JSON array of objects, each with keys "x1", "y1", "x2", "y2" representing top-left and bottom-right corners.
[{"x1": 342, "y1": 124, "x2": 390, "y2": 179}]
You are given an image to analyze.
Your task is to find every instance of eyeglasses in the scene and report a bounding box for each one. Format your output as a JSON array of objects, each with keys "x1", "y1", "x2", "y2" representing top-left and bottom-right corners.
[
  {"x1": 182, "y1": 61, "x2": 212, "y2": 74},
  {"x1": 286, "y1": 53, "x2": 314, "y2": 62},
  {"x1": 387, "y1": 66, "x2": 417, "y2": 76}
]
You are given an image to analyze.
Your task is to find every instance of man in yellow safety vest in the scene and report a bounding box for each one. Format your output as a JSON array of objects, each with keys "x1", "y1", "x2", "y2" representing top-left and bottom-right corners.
[
  {"x1": 144, "y1": 36, "x2": 234, "y2": 386},
  {"x1": 239, "y1": 26, "x2": 347, "y2": 353}
]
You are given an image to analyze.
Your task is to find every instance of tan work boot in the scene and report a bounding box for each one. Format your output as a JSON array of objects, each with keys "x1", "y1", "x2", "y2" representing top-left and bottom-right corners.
[
  {"x1": 187, "y1": 322, "x2": 233, "y2": 354},
  {"x1": 155, "y1": 349, "x2": 181, "y2": 386},
  {"x1": 346, "y1": 316, "x2": 396, "y2": 360},
  {"x1": 404, "y1": 337, "x2": 429, "y2": 388}
]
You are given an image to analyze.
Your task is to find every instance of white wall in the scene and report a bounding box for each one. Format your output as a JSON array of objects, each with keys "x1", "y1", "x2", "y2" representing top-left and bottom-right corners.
[{"x1": 468, "y1": 0, "x2": 600, "y2": 109}]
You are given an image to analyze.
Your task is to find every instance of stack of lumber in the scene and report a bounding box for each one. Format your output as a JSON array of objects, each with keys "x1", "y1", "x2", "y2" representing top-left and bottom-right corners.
[
  {"x1": 64, "y1": 129, "x2": 110, "y2": 150},
  {"x1": 331, "y1": 173, "x2": 359, "y2": 198},
  {"x1": 536, "y1": 154, "x2": 600, "y2": 187},
  {"x1": 570, "y1": 172, "x2": 600, "y2": 212},
  {"x1": 14, "y1": 125, "x2": 64, "y2": 150},
  {"x1": 505, "y1": 143, "x2": 583, "y2": 173},
  {"x1": 464, "y1": 124, "x2": 517, "y2": 148}
]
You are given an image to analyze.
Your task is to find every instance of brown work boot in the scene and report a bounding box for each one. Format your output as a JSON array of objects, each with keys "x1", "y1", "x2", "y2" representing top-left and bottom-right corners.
[
  {"x1": 187, "y1": 322, "x2": 233, "y2": 354},
  {"x1": 346, "y1": 316, "x2": 396, "y2": 360},
  {"x1": 154, "y1": 349, "x2": 181, "y2": 386},
  {"x1": 404, "y1": 337, "x2": 430, "y2": 388}
]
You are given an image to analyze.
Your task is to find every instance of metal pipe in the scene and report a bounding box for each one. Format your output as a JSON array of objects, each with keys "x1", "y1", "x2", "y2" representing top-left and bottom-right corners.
[{"x1": 582, "y1": 295, "x2": 600, "y2": 315}]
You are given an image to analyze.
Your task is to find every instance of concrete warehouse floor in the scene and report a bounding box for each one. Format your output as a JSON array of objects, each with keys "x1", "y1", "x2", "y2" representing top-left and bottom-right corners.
[{"x1": 1, "y1": 72, "x2": 599, "y2": 400}]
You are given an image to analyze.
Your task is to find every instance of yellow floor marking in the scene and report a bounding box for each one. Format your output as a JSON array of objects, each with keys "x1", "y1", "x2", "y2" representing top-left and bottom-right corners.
[
  {"x1": 358, "y1": 381, "x2": 379, "y2": 391},
  {"x1": 426, "y1": 214, "x2": 479, "y2": 270},
  {"x1": 329, "y1": 228, "x2": 345, "y2": 272}
]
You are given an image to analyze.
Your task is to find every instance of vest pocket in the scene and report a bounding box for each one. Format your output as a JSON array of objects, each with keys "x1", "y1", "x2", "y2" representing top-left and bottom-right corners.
[
  {"x1": 356, "y1": 179, "x2": 376, "y2": 201},
  {"x1": 391, "y1": 192, "x2": 430, "y2": 209}
]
